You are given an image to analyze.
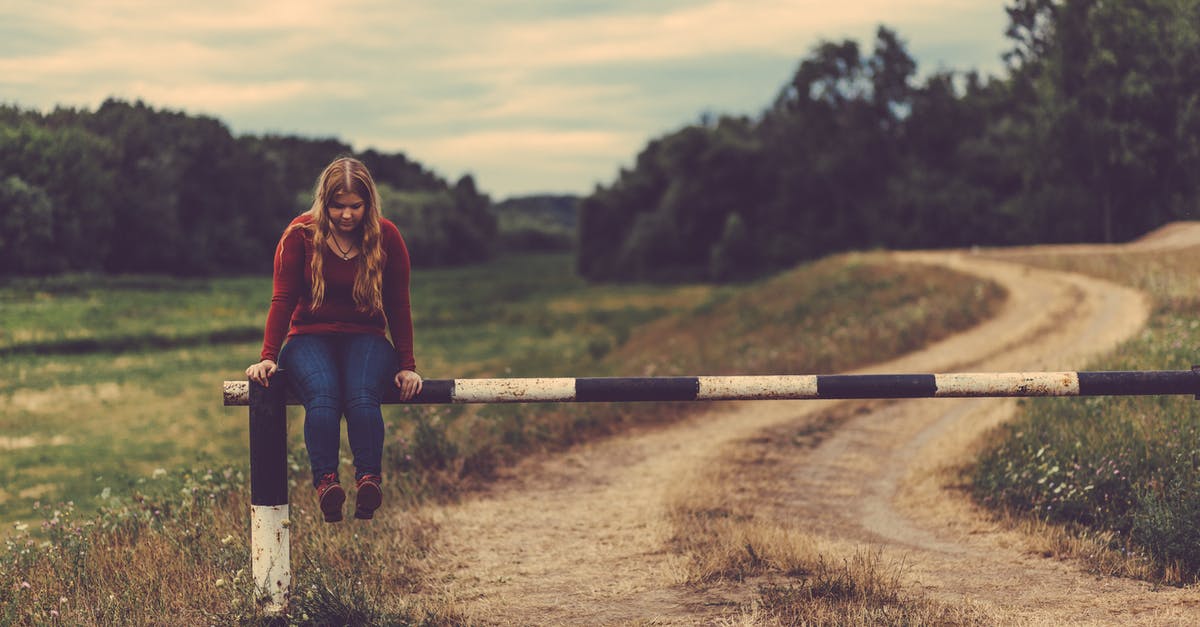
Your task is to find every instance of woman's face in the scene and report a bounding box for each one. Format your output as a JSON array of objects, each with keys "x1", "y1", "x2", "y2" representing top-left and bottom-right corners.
[{"x1": 328, "y1": 190, "x2": 366, "y2": 234}]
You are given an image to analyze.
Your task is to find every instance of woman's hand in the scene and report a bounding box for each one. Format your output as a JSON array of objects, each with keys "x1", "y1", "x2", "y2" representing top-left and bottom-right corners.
[
  {"x1": 394, "y1": 369, "x2": 423, "y2": 401},
  {"x1": 246, "y1": 359, "x2": 278, "y2": 387}
]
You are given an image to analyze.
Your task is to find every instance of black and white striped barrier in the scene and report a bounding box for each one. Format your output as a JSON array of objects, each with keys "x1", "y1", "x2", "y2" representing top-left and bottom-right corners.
[
  {"x1": 224, "y1": 369, "x2": 1200, "y2": 613},
  {"x1": 225, "y1": 370, "x2": 1200, "y2": 407}
]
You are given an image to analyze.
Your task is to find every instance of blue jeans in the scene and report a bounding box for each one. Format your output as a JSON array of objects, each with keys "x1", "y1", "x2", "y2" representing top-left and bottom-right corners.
[{"x1": 278, "y1": 333, "x2": 398, "y2": 487}]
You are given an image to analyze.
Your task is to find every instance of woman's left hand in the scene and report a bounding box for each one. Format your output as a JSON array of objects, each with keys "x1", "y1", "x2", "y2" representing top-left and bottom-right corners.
[{"x1": 394, "y1": 369, "x2": 423, "y2": 401}]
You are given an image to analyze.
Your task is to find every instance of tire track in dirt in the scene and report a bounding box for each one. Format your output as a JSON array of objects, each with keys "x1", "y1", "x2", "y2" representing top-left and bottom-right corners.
[
  {"x1": 416, "y1": 233, "x2": 1200, "y2": 625},
  {"x1": 784, "y1": 253, "x2": 1200, "y2": 625}
]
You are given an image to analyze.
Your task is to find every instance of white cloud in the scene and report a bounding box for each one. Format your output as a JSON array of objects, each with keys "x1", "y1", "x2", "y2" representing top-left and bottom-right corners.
[
  {"x1": 378, "y1": 82, "x2": 640, "y2": 133},
  {"x1": 0, "y1": 39, "x2": 228, "y2": 82},
  {"x1": 435, "y1": 0, "x2": 985, "y2": 72},
  {"x1": 2, "y1": 0, "x2": 1010, "y2": 196},
  {"x1": 27, "y1": 0, "x2": 367, "y2": 36},
  {"x1": 405, "y1": 129, "x2": 635, "y2": 161},
  {"x1": 116, "y1": 80, "x2": 325, "y2": 113}
]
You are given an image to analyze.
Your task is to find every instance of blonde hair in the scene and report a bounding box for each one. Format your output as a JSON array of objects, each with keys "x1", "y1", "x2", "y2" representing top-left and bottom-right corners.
[{"x1": 281, "y1": 156, "x2": 386, "y2": 313}]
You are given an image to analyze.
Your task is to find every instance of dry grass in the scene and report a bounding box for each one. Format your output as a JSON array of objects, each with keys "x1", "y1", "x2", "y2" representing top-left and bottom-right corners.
[
  {"x1": 2, "y1": 470, "x2": 461, "y2": 626},
  {"x1": 988, "y1": 508, "x2": 1174, "y2": 583},
  {"x1": 666, "y1": 422, "x2": 996, "y2": 625}
]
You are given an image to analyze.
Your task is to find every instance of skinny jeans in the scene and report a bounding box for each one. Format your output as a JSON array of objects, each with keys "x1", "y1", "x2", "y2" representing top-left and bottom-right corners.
[{"x1": 278, "y1": 333, "x2": 398, "y2": 487}]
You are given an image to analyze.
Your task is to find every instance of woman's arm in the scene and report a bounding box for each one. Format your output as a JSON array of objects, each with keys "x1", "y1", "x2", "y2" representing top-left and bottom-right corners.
[
  {"x1": 260, "y1": 228, "x2": 305, "y2": 363},
  {"x1": 381, "y1": 221, "x2": 417, "y2": 373}
]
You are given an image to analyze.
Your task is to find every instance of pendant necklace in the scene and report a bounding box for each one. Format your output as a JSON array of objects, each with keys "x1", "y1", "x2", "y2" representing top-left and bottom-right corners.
[{"x1": 330, "y1": 234, "x2": 354, "y2": 260}]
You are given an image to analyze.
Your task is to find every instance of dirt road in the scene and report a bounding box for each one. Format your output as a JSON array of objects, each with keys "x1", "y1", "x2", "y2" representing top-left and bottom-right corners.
[{"x1": 418, "y1": 228, "x2": 1200, "y2": 625}]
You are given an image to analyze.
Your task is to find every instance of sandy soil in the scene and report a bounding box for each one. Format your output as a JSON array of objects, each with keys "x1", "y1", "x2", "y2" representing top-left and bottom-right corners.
[{"x1": 415, "y1": 225, "x2": 1200, "y2": 625}]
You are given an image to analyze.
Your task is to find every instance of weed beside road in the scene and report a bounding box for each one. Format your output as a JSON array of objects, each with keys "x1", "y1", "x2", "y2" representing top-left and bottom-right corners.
[{"x1": 971, "y1": 246, "x2": 1200, "y2": 584}]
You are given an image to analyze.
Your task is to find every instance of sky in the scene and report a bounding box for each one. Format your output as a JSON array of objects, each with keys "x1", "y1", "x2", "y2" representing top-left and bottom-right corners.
[{"x1": 1, "y1": 1, "x2": 1012, "y2": 200}]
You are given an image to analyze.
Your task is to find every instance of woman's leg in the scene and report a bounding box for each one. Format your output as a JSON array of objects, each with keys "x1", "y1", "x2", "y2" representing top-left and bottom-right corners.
[
  {"x1": 278, "y1": 334, "x2": 343, "y2": 487},
  {"x1": 337, "y1": 333, "x2": 398, "y2": 481}
]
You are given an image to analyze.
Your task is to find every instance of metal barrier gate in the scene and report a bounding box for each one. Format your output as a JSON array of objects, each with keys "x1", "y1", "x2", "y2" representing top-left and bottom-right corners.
[{"x1": 223, "y1": 368, "x2": 1200, "y2": 613}]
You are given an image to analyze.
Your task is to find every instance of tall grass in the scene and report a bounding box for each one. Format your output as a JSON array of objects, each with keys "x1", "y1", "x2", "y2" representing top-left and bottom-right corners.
[
  {"x1": 970, "y1": 246, "x2": 1200, "y2": 584},
  {"x1": 0, "y1": 252, "x2": 1001, "y2": 624}
]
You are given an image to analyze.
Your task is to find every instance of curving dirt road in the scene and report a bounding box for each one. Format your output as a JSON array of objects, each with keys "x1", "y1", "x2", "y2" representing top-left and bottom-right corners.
[{"x1": 416, "y1": 227, "x2": 1200, "y2": 625}]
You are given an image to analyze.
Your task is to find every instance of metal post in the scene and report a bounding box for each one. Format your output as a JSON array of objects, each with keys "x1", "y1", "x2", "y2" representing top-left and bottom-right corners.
[{"x1": 248, "y1": 377, "x2": 289, "y2": 614}]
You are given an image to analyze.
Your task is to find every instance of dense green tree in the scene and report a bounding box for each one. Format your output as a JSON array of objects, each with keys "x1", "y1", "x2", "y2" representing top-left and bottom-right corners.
[
  {"x1": 491, "y1": 194, "x2": 578, "y2": 252},
  {"x1": 579, "y1": 27, "x2": 918, "y2": 281},
  {"x1": 579, "y1": 4, "x2": 1200, "y2": 282},
  {"x1": 708, "y1": 212, "x2": 757, "y2": 281},
  {"x1": 0, "y1": 99, "x2": 496, "y2": 276},
  {"x1": 0, "y1": 117, "x2": 115, "y2": 272},
  {"x1": 378, "y1": 177, "x2": 495, "y2": 266},
  {"x1": 0, "y1": 176, "x2": 58, "y2": 275},
  {"x1": 1007, "y1": 0, "x2": 1200, "y2": 242}
]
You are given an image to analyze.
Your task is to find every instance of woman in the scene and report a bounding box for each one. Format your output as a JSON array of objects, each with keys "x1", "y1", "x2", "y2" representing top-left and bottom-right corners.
[{"x1": 246, "y1": 156, "x2": 422, "y2": 523}]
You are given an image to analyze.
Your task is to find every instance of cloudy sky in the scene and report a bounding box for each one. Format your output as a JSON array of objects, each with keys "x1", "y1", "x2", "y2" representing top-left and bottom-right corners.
[{"x1": 2, "y1": 1, "x2": 1012, "y2": 199}]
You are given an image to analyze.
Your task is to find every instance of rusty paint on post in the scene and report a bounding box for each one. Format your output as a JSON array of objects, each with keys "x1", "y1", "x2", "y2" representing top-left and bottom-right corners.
[
  {"x1": 224, "y1": 380, "x2": 249, "y2": 406},
  {"x1": 453, "y1": 377, "x2": 576, "y2": 403},
  {"x1": 250, "y1": 505, "x2": 290, "y2": 614},
  {"x1": 934, "y1": 372, "x2": 1080, "y2": 397},
  {"x1": 696, "y1": 375, "x2": 819, "y2": 400}
]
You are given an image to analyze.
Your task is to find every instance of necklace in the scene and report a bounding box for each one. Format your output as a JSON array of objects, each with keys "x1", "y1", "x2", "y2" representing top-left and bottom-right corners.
[{"x1": 330, "y1": 234, "x2": 354, "y2": 260}]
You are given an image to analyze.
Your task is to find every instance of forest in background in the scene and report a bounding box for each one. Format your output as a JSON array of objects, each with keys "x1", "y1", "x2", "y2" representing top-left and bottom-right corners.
[
  {"x1": 579, "y1": 0, "x2": 1200, "y2": 281},
  {"x1": 3, "y1": 1, "x2": 1199, "y2": 282},
  {"x1": 0, "y1": 100, "x2": 497, "y2": 276},
  {"x1": 491, "y1": 194, "x2": 579, "y2": 252}
]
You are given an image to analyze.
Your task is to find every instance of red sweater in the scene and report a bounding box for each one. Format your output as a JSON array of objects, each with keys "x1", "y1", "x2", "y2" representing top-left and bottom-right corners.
[{"x1": 259, "y1": 214, "x2": 416, "y2": 372}]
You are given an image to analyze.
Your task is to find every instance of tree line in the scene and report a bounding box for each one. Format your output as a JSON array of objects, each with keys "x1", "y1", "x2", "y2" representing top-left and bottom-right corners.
[
  {"x1": 491, "y1": 194, "x2": 579, "y2": 252},
  {"x1": 578, "y1": 0, "x2": 1200, "y2": 282},
  {"x1": 0, "y1": 99, "x2": 496, "y2": 276}
]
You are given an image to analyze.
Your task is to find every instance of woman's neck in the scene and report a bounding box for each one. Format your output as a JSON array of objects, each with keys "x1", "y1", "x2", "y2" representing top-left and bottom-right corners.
[{"x1": 326, "y1": 228, "x2": 361, "y2": 259}]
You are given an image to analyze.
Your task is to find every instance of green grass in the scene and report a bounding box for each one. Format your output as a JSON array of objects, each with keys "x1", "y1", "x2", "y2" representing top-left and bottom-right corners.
[
  {"x1": 0, "y1": 251, "x2": 1002, "y2": 625},
  {"x1": 0, "y1": 254, "x2": 714, "y2": 526},
  {"x1": 0, "y1": 275, "x2": 267, "y2": 354},
  {"x1": 970, "y1": 246, "x2": 1200, "y2": 584}
]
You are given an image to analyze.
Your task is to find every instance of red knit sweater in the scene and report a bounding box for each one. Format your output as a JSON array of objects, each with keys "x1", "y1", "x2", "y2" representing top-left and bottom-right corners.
[{"x1": 259, "y1": 214, "x2": 416, "y2": 372}]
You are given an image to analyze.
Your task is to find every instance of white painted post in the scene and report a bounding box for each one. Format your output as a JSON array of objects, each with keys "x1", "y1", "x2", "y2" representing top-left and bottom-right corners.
[
  {"x1": 250, "y1": 504, "x2": 289, "y2": 612},
  {"x1": 247, "y1": 379, "x2": 290, "y2": 614}
]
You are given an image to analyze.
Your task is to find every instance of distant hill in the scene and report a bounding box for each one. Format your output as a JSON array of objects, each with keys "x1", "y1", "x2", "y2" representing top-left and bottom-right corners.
[{"x1": 492, "y1": 194, "x2": 579, "y2": 252}]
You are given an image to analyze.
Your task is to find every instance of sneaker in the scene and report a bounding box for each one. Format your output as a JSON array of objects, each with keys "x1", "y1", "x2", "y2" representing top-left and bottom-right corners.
[
  {"x1": 354, "y1": 474, "x2": 383, "y2": 520},
  {"x1": 315, "y1": 473, "x2": 345, "y2": 523}
]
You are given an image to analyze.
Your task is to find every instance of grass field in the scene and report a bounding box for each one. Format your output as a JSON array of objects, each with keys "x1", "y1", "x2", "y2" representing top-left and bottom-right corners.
[
  {"x1": 0, "y1": 251, "x2": 1003, "y2": 625},
  {"x1": 0, "y1": 254, "x2": 716, "y2": 527},
  {"x1": 971, "y1": 245, "x2": 1200, "y2": 584}
]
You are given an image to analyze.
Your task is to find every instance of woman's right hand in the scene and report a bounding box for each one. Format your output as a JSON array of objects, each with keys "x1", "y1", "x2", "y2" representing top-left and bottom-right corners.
[{"x1": 246, "y1": 359, "x2": 278, "y2": 387}]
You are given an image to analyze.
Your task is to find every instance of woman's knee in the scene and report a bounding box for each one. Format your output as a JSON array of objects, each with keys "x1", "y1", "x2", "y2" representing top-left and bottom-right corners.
[{"x1": 343, "y1": 389, "x2": 383, "y2": 414}]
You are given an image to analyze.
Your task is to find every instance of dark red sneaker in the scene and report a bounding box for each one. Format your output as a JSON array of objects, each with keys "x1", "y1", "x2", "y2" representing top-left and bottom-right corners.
[
  {"x1": 354, "y1": 474, "x2": 383, "y2": 520},
  {"x1": 315, "y1": 473, "x2": 345, "y2": 523}
]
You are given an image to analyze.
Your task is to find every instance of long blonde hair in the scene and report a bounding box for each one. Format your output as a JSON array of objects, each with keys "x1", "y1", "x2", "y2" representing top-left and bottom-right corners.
[{"x1": 282, "y1": 156, "x2": 386, "y2": 313}]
